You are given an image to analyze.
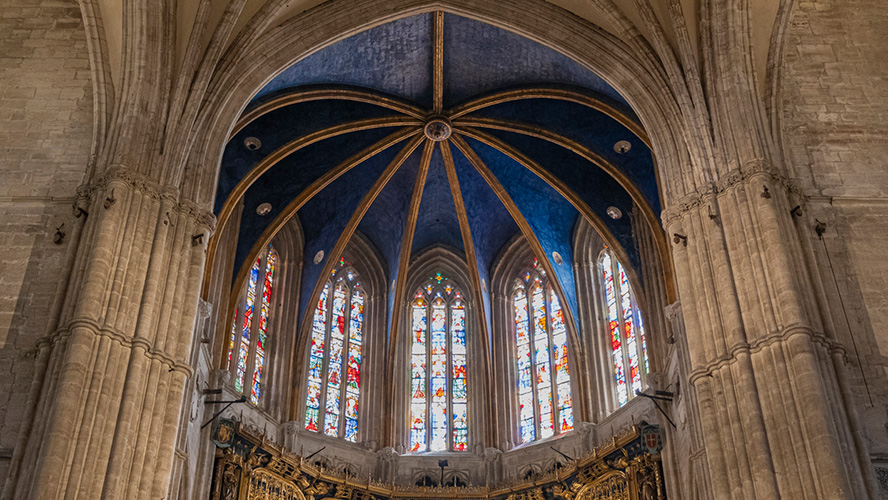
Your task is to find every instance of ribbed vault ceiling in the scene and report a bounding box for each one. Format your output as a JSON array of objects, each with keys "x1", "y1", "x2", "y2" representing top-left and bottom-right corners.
[{"x1": 215, "y1": 12, "x2": 662, "y2": 345}]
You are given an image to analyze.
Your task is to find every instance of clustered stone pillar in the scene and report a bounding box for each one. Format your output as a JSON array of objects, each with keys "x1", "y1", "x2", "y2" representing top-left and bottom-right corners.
[
  {"x1": 1, "y1": 167, "x2": 214, "y2": 500},
  {"x1": 663, "y1": 160, "x2": 873, "y2": 500}
]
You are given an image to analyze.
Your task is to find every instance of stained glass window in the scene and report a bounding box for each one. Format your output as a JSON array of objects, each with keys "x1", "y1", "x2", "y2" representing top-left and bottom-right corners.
[
  {"x1": 599, "y1": 249, "x2": 647, "y2": 407},
  {"x1": 228, "y1": 245, "x2": 277, "y2": 405},
  {"x1": 304, "y1": 263, "x2": 365, "y2": 443},
  {"x1": 409, "y1": 276, "x2": 469, "y2": 452},
  {"x1": 513, "y1": 266, "x2": 573, "y2": 444}
]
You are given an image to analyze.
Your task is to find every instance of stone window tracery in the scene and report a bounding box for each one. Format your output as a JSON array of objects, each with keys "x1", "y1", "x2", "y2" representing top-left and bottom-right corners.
[
  {"x1": 409, "y1": 274, "x2": 469, "y2": 452},
  {"x1": 599, "y1": 248, "x2": 648, "y2": 407},
  {"x1": 304, "y1": 260, "x2": 365, "y2": 442},
  {"x1": 228, "y1": 244, "x2": 277, "y2": 405},
  {"x1": 512, "y1": 259, "x2": 574, "y2": 443}
]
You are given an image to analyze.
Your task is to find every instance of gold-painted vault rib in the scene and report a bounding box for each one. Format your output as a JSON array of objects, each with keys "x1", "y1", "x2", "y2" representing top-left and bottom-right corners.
[
  {"x1": 382, "y1": 138, "x2": 434, "y2": 445},
  {"x1": 232, "y1": 87, "x2": 428, "y2": 137},
  {"x1": 220, "y1": 128, "x2": 423, "y2": 321},
  {"x1": 449, "y1": 132, "x2": 582, "y2": 352},
  {"x1": 447, "y1": 87, "x2": 649, "y2": 147},
  {"x1": 454, "y1": 124, "x2": 675, "y2": 302}
]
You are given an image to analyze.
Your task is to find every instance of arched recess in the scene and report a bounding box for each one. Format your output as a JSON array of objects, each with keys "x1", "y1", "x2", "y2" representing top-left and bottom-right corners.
[
  {"x1": 180, "y1": 0, "x2": 697, "y2": 216},
  {"x1": 573, "y1": 211, "x2": 670, "y2": 420},
  {"x1": 489, "y1": 236, "x2": 585, "y2": 450},
  {"x1": 392, "y1": 247, "x2": 490, "y2": 454},
  {"x1": 215, "y1": 213, "x2": 304, "y2": 422},
  {"x1": 291, "y1": 232, "x2": 388, "y2": 448}
]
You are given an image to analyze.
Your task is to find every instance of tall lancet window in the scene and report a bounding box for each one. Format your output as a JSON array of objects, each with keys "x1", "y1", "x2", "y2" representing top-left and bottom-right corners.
[
  {"x1": 228, "y1": 244, "x2": 277, "y2": 405},
  {"x1": 304, "y1": 259, "x2": 365, "y2": 442},
  {"x1": 599, "y1": 249, "x2": 648, "y2": 407},
  {"x1": 409, "y1": 274, "x2": 469, "y2": 453},
  {"x1": 513, "y1": 259, "x2": 573, "y2": 444}
]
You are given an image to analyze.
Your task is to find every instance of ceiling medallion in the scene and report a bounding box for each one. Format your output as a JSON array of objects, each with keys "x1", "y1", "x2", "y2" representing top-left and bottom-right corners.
[
  {"x1": 606, "y1": 206, "x2": 623, "y2": 219},
  {"x1": 552, "y1": 251, "x2": 564, "y2": 265},
  {"x1": 423, "y1": 117, "x2": 452, "y2": 142},
  {"x1": 313, "y1": 250, "x2": 325, "y2": 265},
  {"x1": 614, "y1": 140, "x2": 631, "y2": 154},
  {"x1": 244, "y1": 136, "x2": 262, "y2": 151}
]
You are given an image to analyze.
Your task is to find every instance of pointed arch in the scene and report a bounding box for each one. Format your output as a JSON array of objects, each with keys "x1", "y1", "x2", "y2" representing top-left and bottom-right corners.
[{"x1": 393, "y1": 247, "x2": 488, "y2": 453}]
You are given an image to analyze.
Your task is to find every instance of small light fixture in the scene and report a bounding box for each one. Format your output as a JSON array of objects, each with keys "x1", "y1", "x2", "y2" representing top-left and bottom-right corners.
[
  {"x1": 256, "y1": 202, "x2": 272, "y2": 216},
  {"x1": 552, "y1": 251, "x2": 563, "y2": 265},
  {"x1": 606, "y1": 206, "x2": 622, "y2": 219},
  {"x1": 313, "y1": 250, "x2": 325, "y2": 264},
  {"x1": 244, "y1": 136, "x2": 262, "y2": 151},
  {"x1": 614, "y1": 140, "x2": 631, "y2": 154}
]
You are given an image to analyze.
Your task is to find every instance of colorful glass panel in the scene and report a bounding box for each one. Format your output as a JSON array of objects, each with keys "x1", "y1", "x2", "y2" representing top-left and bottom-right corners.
[
  {"x1": 549, "y1": 288, "x2": 573, "y2": 431},
  {"x1": 617, "y1": 262, "x2": 642, "y2": 396},
  {"x1": 531, "y1": 284, "x2": 554, "y2": 438},
  {"x1": 602, "y1": 253, "x2": 629, "y2": 406},
  {"x1": 343, "y1": 290, "x2": 363, "y2": 442},
  {"x1": 236, "y1": 257, "x2": 260, "y2": 393},
  {"x1": 451, "y1": 300, "x2": 468, "y2": 451},
  {"x1": 324, "y1": 284, "x2": 347, "y2": 436},
  {"x1": 228, "y1": 308, "x2": 238, "y2": 363},
  {"x1": 429, "y1": 298, "x2": 448, "y2": 451},
  {"x1": 250, "y1": 249, "x2": 275, "y2": 404},
  {"x1": 305, "y1": 284, "x2": 329, "y2": 431},
  {"x1": 410, "y1": 300, "x2": 428, "y2": 452},
  {"x1": 514, "y1": 287, "x2": 535, "y2": 443}
]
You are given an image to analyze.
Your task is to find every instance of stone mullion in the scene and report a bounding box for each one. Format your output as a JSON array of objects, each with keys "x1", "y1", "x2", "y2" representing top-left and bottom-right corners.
[
  {"x1": 589, "y1": 260, "x2": 614, "y2": 419},
  {"x1": 491, "y1": 293, "x2": 512, "y2": 450}
]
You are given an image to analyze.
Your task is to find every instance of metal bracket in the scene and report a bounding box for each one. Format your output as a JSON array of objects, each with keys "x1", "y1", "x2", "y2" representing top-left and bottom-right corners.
[{"x1": 635, "y1": 390, "x2": 676, "y2": 429}]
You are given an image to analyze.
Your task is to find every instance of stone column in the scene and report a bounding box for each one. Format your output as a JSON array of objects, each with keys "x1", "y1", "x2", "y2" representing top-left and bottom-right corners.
[
  {"x1": 662, "y1": 160, "x2": 870, "y2": 500},
  {"x1": 1, "y1": 167, "x2": 214, "y2": 500}
]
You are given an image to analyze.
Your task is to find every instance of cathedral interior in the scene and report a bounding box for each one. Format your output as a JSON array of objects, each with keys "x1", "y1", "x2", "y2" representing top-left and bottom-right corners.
[{"x1": 0, "y1": 1, "x2": 886, "y2": 499}]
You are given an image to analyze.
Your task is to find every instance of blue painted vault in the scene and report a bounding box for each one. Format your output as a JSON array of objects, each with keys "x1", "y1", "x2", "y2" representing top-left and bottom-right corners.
[{"x1": 214, "y1": 12, "x2": 663, "y2": 346}]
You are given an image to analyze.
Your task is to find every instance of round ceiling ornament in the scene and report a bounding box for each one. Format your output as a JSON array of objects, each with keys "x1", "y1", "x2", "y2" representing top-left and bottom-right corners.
[
  {"x1": 256, "y1": 202, "x2": 272, "y2": 216},
  {"x1": 614, "y1": 140, "x2": 631, "y2": 154},
  {"x1": 606, "y1": 206, "x2": 623, "y2": 219},
  {"x1": 424, "y1": 117, "x2": 452, "y2": 142},
  {"x1": 313, "y1": 250, "x2": 325, "y2": 264}
]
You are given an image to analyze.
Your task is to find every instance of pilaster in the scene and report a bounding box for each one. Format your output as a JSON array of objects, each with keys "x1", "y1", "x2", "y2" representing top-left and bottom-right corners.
[
  {"x1": 2, "y1": 166, "x2": 214, "y2": 500},
  {"x1": 662, "y1": 159, "x2": 869, "y2": 499}
]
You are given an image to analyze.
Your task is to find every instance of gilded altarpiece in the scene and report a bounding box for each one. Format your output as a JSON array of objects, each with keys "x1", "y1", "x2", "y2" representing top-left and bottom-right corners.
[{"x1": 210, "y1": 424, "x2": 665, "y2": 500}]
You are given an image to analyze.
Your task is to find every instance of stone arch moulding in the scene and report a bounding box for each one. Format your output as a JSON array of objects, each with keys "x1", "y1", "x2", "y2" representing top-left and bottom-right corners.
[{"x1": 182, "y1": 0, "x2": 694, "y2": 216}]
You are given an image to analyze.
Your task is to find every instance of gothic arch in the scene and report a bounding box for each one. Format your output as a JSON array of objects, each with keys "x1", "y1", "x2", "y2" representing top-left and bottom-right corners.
[
  {"x1": 489, "y1": 236, "x2": 587, "y2": 448},
  {"x1": 391, "y1": 247, "x2": 490, "y2": 453},
  {"x1": 291, "y1": 231, "x2": 388, "y2": 446},
  {"x1": 181, "y1": 0, "x2": 695, "y2": 215}
]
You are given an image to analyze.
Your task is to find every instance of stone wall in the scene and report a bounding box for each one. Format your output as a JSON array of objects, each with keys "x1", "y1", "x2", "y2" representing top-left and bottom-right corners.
[
  {"x1": 781, "y1": 0, "x2": 888, "y2": 467},
  {"x1": 0, "y1": 0, "x2": 92, "y2": 483}
]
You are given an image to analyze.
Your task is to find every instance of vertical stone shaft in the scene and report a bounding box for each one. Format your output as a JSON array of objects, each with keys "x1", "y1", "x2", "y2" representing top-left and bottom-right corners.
[
  {"x1": 664, "y1": 162, "x2": 866, "y2": 500},
  {"x1": 4, "y1": 171, "x2": 213, "y2": 500}
]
